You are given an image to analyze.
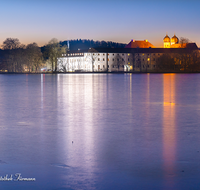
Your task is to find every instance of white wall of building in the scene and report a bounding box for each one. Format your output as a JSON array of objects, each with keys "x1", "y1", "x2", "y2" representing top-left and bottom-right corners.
[{"x1": 57, "y1": 52, "x2": 133, "y2": 72}]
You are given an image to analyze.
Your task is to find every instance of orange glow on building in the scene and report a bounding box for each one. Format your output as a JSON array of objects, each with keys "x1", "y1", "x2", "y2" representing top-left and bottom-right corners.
[
  {"x1": 163, "y1": 34, "x2": 171, "y2": 48},
  {"x1": 163, "y1": 34, "x2": 180, "y2": 48}
]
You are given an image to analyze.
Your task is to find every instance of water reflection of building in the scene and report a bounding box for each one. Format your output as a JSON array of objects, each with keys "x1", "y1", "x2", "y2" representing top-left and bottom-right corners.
[
  {"x1": 163, "y1": 74, "x2": 176, "y2": 181},
  {"x1": 57, "y1": 75, "x2": 97, "y2": 172}
]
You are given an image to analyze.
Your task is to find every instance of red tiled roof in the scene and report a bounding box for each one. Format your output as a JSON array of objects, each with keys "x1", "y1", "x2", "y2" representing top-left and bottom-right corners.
[{"x1": 125, "y1": 40, "x2": 155, "y2": 48}]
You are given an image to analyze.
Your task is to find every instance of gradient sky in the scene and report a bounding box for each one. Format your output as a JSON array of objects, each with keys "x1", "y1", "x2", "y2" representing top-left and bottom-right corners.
[{"x1": 0, "y1": 0, "x2": 200, "y2": 47}]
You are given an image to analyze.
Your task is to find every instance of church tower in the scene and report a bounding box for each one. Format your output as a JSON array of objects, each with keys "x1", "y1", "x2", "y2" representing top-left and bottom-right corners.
[
  {"x1": 171, "y1": 34, "x2": 179, "y2": 46},
  {"x1": 163, "y1": 34, "x2": 171, "y2": 48}
]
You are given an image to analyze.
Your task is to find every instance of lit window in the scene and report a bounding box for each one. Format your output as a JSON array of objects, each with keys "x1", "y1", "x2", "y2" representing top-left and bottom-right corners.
[
  {"x1": 108, "y1": 58, "x2": 109, "y2": 61},
  {"x1": 147, "y1": 58, "x2": 150, "y2": 61},
  {"x1": 128, "y1": 54, "x2": 130, "y2": 56}
]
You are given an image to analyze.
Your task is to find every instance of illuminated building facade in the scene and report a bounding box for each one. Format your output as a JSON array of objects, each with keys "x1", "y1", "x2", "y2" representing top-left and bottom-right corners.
[
  {"x1": 58, "y1": 50, "x2": 129, "y2": 72},
  {"x1": 163, "y1": 34, "x2": 171, "y2": 48},
  {"x1": 57, "y1": 38, "x2": 199, "y2": 72},
  {"x1": 163, "y1": 34, "x2": 180, "y2": 48}
]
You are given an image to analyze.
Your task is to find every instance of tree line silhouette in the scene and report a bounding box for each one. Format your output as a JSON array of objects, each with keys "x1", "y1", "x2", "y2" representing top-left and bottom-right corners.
[
  {"x1": 0, "y1": 38, "x2": 199, "y2": 73},
  {"x1": 60, "y1": 39, "x2": 126, "y2": 50},
  {"x1": 0, "y1": 38, "x2": 126, "y2": 72}
]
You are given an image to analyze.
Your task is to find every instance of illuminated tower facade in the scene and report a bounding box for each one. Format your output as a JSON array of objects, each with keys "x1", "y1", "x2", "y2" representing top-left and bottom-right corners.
[
  {"x1": 163, "y1": 34, "x2": 171, "y2": 48},
  {"x1": 171, "y1": 34, "x2": 179, "y2": 46}
]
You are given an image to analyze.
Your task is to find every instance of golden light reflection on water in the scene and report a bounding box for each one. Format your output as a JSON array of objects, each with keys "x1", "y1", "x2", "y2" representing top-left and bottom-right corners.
[
  {"x1": 129, "y1": 73, "x2": 132, "y2": 104},
  {"x1": 146, "y1": 73, "x2": 150, "y2": 106},
  {"x1": 144, "y1": 74, "x2": 151, "y2": 154},
  {"x1": 163, "y1": 74, "x2": 176, "y2": 183}
]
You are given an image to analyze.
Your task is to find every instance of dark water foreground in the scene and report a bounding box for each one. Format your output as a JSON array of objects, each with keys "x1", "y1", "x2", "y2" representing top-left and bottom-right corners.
[{"x1": 0, "y1": 73, "x2": 200, "y2": 190}]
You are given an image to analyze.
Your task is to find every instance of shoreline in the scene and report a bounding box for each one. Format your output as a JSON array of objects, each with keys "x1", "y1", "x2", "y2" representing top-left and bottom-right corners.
[{"x1": 1, "y1": 71, "x2": 200, "y2": 74}]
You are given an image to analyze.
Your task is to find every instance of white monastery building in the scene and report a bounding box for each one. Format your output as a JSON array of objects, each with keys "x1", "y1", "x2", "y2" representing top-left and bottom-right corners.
[{"x1": 57, "y1": 35, "x2": 199, "y2": 72}]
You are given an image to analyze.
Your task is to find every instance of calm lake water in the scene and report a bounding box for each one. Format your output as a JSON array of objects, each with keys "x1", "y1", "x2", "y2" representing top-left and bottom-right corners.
[{"x1": 0, "y1": 73, "x2": 200, "y2": 190}]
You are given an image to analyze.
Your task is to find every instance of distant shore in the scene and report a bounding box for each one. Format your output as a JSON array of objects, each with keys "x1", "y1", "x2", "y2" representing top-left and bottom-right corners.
[{"x1": 1, "y1": 71, "x2": 200, "y2": 74}]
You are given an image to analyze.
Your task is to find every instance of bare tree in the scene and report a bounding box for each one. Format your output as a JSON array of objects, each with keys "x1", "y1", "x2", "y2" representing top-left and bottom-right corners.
[
  {"x1": 155, "y1": 53, "x2": 176, "y2": 72},
  {"x1": 180, "y1": 37, "x2": 190, "y2": 48},
  {"x1": 188, "y1": 50, "x2": 200, "y2": 72},
  {"x1": 57, "y1": 58, "x2": 67, "y2": 72},
  {"x1": 26, "y1": 43, "x2": 43, "y2": 72},
  {"x1": 2, "y1": 38, "x2": 21, "y2": 50},
  {"x1": 2, "y1": 38, "x2": 25, "y2": 72},
  {"x1": 44, "y1": 38, "x2": 67, "y2": 72},
  {"x1": 85, "y1": 53, "x2": 98, "y2": 72}
]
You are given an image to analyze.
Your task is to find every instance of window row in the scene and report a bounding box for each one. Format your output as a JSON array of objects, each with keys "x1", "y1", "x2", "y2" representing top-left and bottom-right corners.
[
  {"x1": 137, "y1": 53, "x2": 160, "y2": 56},
  {"x1": 97, "y1": 58, "x2": 125, "y2": 62},
  {"x1": 108, "y1": 53, "x2": 125, "y2": 56},
  {"x1": 68, "y1": 53, "x2": 84, "y2": 56}
]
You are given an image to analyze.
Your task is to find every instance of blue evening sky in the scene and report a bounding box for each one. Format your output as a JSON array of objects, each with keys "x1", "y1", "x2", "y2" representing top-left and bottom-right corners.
[{"x1": 0, "y1": 0, "x2": 199, "y2": 47}]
